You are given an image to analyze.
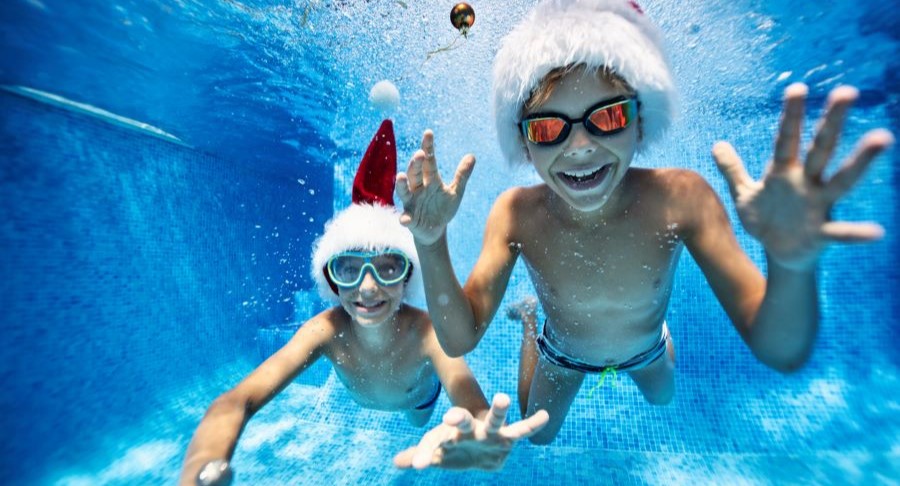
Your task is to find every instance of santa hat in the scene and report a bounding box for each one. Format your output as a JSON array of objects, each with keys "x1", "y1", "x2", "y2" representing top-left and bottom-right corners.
[
  {"x1": 310, "y1": 120, "x2": 423, "y2": 304},
  {"x1": 492, "y1": 0, "x2": 677, "y2": 166}
]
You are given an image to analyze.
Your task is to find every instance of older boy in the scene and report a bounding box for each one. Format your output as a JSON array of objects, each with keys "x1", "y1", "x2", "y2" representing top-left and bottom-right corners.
[
  {"x1": 396, "y1": 0, "x2": 894, "y2": 445},
  {"x1": 180, "y1": 121, "x2": 548, "y2": 484}
]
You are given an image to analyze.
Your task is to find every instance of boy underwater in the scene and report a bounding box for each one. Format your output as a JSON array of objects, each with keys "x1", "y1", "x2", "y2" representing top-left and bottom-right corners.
[
  {"x1": 180, "y1": 120, "x2": 548, "y2": 485},
  {"x1": 395, "y1": 0, "x2": 895, "y2": 446}
]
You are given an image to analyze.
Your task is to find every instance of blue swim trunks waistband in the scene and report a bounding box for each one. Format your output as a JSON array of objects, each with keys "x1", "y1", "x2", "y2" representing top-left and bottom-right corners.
[
  {"x1": 414, "y1": 379, "x2": 443, "y2": 410},
  {"x1": 536, "y1": 322, "x2": 670, "y2": 374}
]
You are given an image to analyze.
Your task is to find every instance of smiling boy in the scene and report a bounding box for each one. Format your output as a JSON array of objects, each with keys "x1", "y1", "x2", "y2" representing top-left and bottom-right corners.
[
  {"x1": 396, "y1": 0, "x2": 894, "y2": 444},
  {"x1": 180, "y1": 121, "x2": 548, "y2": 484}
]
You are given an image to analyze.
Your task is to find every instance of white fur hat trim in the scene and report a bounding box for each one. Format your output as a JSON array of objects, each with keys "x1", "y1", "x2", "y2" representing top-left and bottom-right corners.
[
  {"x1": 492, "y1": 0, "x2": 677, "y2": 166},
  {"x1": 310, "y1": 203, "x2": 423, "y2": 304}
]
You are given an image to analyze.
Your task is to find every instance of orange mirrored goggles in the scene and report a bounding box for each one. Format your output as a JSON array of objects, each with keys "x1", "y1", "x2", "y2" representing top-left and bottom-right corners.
[{"x1": 520, "y1": 96, "x2": 637, "y2": 146}]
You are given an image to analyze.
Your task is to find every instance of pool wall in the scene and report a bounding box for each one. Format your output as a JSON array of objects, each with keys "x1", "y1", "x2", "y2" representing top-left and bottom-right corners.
[{"x1": 0, "y1": 90, "x2": 333, "y2": 483}]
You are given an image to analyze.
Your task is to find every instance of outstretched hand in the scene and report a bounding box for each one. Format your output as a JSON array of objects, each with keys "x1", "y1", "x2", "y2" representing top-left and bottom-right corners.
[
  {"x1": 395, "y1": 130, "x2": 476, "y2": 246},
  {"x1": 713, "y1": 83, "x2": 894, "y2": 271},
  {"x1": 393, "y1": 393, "x2": 549, "y2": 471}
]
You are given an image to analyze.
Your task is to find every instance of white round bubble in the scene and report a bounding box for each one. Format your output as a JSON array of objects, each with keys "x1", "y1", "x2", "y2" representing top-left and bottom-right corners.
[{"x1": 369, "y1": 80, "x2": 400, "y2": 112}]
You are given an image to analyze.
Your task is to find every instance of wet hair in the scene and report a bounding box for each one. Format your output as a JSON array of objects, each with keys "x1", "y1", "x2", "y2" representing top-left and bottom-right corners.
[
  {"x1": 522, "y1": 63, "x2": 641, "y2": 143},
  {"x1": 523, "y1": 63, "x2": 636, "y2": 113}
]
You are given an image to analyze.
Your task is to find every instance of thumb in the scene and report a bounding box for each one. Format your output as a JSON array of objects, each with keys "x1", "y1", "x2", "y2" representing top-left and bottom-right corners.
[
  {"x1": 393, "y1": 447, "x2": 416, "y2": 469},
  {"x1": 395, "y1": 173, "x2": 412, "y2": 205},
  {"x1": 712, "y1": 141, "x2": 751, "y2": 198},
  {"x1": 451, "y1": 154, "x2": 476, "y2": 197}
]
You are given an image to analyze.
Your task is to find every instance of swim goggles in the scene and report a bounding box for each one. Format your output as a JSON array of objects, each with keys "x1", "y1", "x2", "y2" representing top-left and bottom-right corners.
[
  {"x1": 326, "y1": 250, "x2": 411, "y2": 288},
  {"x1": 520, "y1": 96, "x2": 637, "y2": 146}
]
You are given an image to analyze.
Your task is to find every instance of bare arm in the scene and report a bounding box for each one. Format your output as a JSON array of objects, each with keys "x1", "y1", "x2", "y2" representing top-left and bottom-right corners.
[
  {"x1": 178, "y1": 315, "x2": 334, "y2": 485},
  {"x1": 691, "y1": 84, "x2": 892, "y2": 372},
  {"x1": 680, "y1": 172, "x2": 816, "y2": 372},
  {"x1": 392, "y1": 327, "x2": 549, "y2": 471},
  {"x1": 396, "y1": 129, "x2": 519, "y2": 356},
  {"x1": 426, "y1": 328, "x2": 490, "y2": 419},
  {"x1": 412, "y1": 191, "x2": 520, "y2": 356}
]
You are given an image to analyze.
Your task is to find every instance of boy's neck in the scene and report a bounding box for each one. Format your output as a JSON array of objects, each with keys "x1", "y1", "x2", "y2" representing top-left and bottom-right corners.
[{"x1": 350, "y1": 308, "x2": 404, "y2": 350}]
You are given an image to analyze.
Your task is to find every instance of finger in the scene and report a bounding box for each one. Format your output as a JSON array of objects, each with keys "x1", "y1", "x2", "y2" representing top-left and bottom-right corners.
[
  {"x1": 395, "y1": 173, "x2": 415, "y2": 227},
  {"x1": 824, "y1": 129, "x2": 894, "y2": 201},
  {"x1": 406, "y1": 150, "x2": 426, "y2": 190},
  {"x1": 773, "y1": 83, "x2": 808, "y2": 171},
  {"x1": 485, "y1": 393, "x2": 511, "y2": 435},
  {"x1": 411, "y1": 446, "x2": 438, "y2": 470},
  {"x1": 451, "y1": 154, "x2": 476, "y2": 197},
  {"x1": 820, "y1": 221, "x2": 885, "y2": 243},
  {"x1": 500, "y1": 410, "x2": 550, "y2": 440},
  {"x1": 393, "y1": 447, "x2": 416, "y2": 469},
  {"x1": 804, "y1": 86, "x2": 858, "y2": 180},
  {"x1": 410, "y1": 426, "x2": 452, "y2": 470},
  {"x1": 395, "y1": 173, "x2": 412, "y2": 205},
  {"x1": 711, "y1": 141, "x2": 752, "y2": 198},
  {"x1": 420, "y1": 130, "x2": 441, "y2": 187},
  {"x1": 444, "y1": 407, "x2": 475, "y2": 436}
]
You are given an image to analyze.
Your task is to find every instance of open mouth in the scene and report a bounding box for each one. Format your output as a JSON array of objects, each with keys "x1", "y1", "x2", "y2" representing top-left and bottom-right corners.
[
  {"x1": 355, "y1": 300, "x2": 387, "y2": 313},
  {"x1": 558, "y1": 164, "x2": 612, "y2": 191}
]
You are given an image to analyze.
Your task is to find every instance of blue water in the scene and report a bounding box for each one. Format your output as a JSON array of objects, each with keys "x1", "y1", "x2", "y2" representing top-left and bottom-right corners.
[{"x1": 1, "y1": 0, "x2": 898, "y2": 484}]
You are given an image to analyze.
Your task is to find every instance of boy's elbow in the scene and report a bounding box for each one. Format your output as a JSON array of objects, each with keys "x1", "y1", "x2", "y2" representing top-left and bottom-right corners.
[
  {"x1": 210, "y1": 391, "x2": 253, "y2": 416},
  {"x1": 768, "y1": 358, "x2": 808, "y2": 374},
  {"x1": 749, "y1": 333, "x2": 813, "y2": 374},
  {"x1": 759, "y1": 350, "x2": 811, "y2": 374},
  {"x1": 443, "y1": 341, "x2": 476, "y2": 358},
  {"x1": 435, "y1": 329, "x2": 479, "y2": 357}
]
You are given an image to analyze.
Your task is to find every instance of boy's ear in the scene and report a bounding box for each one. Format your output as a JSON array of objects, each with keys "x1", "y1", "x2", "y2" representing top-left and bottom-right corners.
[
  {"x1": 637, "y1": 100, "x2": 644, "y2": 143},
  {"x1": 638, "y1": 115, "x2": 644, "y2": 143},
  {"x1": 521, "y1": 137, "x2": 535, "y2": 163},
  {"x1": 323, "y1": 265, "x2": 340, "y2": 295}
]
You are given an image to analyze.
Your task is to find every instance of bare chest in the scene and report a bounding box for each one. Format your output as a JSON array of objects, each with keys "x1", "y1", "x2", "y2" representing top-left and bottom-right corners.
[
  {"x1": 327, "y1": 340, "x2": 435, "y2": 411},
  {"x1": 523, "y1": 218, "x2": 681, "y2": 305}
]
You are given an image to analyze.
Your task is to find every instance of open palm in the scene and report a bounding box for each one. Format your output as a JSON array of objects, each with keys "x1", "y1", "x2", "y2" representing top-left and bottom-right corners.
[
  {"x1": 395, "y1": 130, "x2": 475, "y2": 246},
  {"x1": 393, "y1": 393, "x2": 549, "y2": 471},
  {"x1": 713, "y1": 83, "x2": 893, "y2": 271}
]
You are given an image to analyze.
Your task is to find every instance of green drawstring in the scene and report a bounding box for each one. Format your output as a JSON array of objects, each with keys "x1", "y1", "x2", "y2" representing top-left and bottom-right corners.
[{"x1": 587, "y1": 367, "x2": 618, "y2": 398}]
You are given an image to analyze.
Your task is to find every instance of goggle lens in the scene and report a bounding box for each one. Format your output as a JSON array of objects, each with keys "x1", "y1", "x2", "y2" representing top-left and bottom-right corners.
[
  {"x1": 327, "y1": 251, "x2": 410, "y2": 288},
  {"x1": 521, "y1": 97, "x2": 636, "y2": 146},
  {"x1": 587, "y1": 100, "x2": 632, "y2": 133},
  {"x1": 523, "y1": 117, "x2": 567, "y2": 145}
]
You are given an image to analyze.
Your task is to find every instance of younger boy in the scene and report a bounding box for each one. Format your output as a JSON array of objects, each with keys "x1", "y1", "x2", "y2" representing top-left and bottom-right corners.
[
  {"x1": 180, "y1": 121, "x2": 548, "y2": 484},
  {"x1": 396, "y1": 0, "x2": 894, "y2": 444}
]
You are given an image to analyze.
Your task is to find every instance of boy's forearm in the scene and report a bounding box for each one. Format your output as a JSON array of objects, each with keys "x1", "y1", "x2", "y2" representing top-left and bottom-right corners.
[
  {"x1": 748, "y1": 253, "x2": 819, "y2": 372},
  {"x1": 179, "y1": 396, "x2": 249, "y2": 485},
  {"x1": 415, "y1": 235, "x2": 480, "y2": 356}
]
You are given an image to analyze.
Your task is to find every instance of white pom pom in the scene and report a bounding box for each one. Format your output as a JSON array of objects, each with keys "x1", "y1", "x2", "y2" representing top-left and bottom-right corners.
[{"x1": 369, "y1": 80, "x2": 400, "y2": 112}]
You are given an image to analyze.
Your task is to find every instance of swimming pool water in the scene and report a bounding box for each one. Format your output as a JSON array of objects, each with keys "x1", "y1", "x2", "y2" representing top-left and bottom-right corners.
[{"x1": 1, "y1": 0, "x2": 898, "y2": 484}]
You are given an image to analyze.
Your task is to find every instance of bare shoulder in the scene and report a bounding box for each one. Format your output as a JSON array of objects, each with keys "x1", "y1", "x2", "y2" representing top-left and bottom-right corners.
[
  {"x1": 392, "y1": 304, "x2": 429, "y2": 336},
  {"x1": 401, "y1": 305, "x2": 446, "y2": 354},
  {"x1": 628, "y1": 167, "x2": 712, "y2": 192},
  {"x1": 493, "y1": 184, "x2": 551, "y2": 237},
  {"x1": 640, "y1": 168, "x2": 729, "y2": 238},
  {"x1": 632, "y1": 168, "x2": 721, "y2": 209},
  {"x1": 290, "y1": 307, "x2": 342, "y2": 348},
  {"x1": 496, "y1": 184, "x2": 547, "y2": 211}
]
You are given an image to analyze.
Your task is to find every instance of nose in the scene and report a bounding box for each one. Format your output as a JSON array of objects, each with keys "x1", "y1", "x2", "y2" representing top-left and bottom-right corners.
[
  {"x1": 357, "y1": 270, "x2": 379, "y2": 294},
  {"x1": 563, "y1": 123, "x2": 596, "y2": 158}
]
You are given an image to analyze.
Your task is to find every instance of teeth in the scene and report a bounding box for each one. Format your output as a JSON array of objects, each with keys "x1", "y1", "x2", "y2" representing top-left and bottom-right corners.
[{"x1": 563, "y1": 168, "x2": 599, "y2": 178}]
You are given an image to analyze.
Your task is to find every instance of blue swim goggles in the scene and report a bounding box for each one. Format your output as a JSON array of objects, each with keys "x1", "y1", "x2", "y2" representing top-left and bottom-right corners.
[{"x1": 326, "y1": 250, "x2": 411, "y2": 288}]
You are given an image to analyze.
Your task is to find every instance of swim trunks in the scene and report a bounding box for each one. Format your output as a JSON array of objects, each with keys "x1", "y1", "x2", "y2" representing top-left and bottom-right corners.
[
  {"x1": 536, "y1": 322, "x2": 670, "y2": 373},
  {"x1": 414, "y1": 378, "x2": 443, "y2": 410}
]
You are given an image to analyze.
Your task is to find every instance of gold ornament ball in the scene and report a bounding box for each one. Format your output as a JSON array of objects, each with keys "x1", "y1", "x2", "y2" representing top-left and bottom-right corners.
[{"x1": 450, "y1": 3, "x2": 475, "y2": 31}]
